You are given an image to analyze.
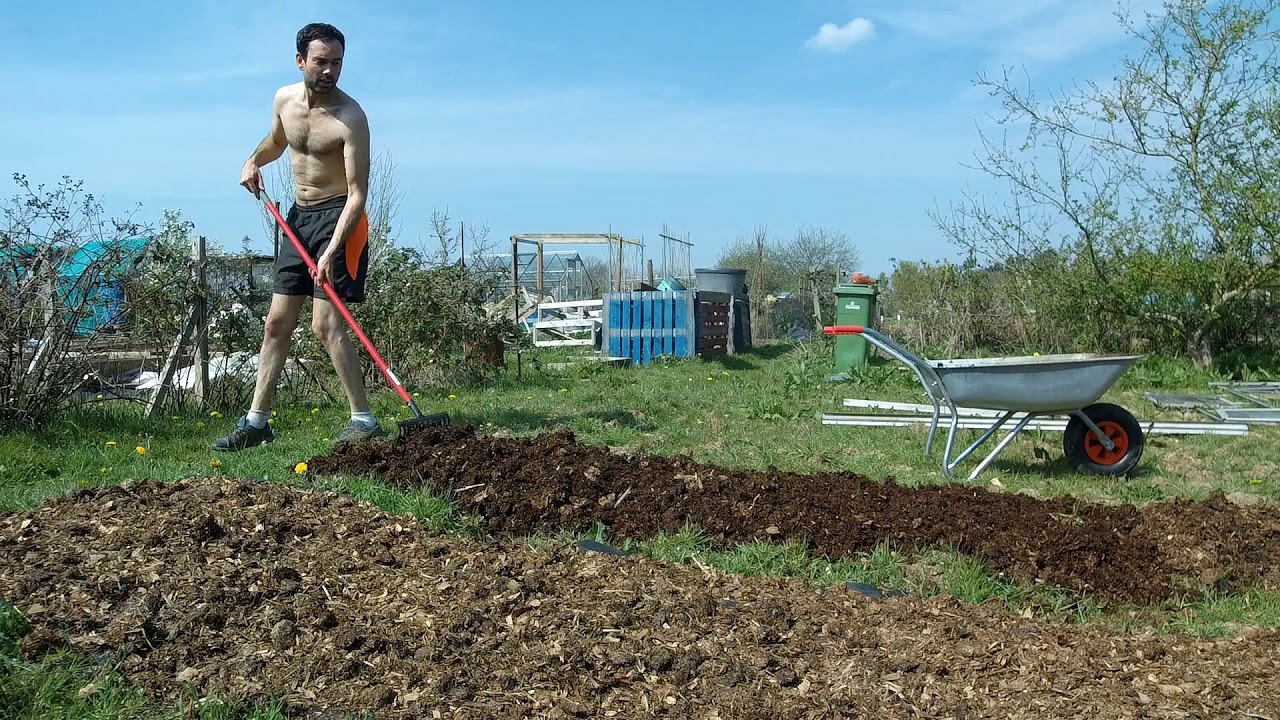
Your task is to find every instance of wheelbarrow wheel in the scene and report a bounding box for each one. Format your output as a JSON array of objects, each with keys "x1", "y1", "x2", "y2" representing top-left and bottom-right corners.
[{"x1": 1062, "y1": 403, "x2": 1145, "y2": 476}]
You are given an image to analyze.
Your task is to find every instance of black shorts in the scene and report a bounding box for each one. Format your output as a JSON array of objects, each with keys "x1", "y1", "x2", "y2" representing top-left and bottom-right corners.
[{"x1": 273, "y1": 194, "x2": 370, "y2": 303}]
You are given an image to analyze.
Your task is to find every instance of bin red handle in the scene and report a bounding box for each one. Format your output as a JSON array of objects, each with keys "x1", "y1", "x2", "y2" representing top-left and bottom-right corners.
[{"x1": 824, "y1": 325, "x2": 865, "y2": 335}]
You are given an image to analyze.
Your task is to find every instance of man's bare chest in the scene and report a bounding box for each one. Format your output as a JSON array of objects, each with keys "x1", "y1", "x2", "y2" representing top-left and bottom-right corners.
[{"x1": 282, "y1": 109, "x2": 345, "y2": 156}]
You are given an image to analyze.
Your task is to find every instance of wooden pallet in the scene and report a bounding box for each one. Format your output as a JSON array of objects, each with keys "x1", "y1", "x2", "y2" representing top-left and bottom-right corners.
[
  {"x1": 602, "y1": 290, "x2": 697, "y2": 364},
  {"x1": 694, "y1": 291, "x2": 735, "y2": 358}
]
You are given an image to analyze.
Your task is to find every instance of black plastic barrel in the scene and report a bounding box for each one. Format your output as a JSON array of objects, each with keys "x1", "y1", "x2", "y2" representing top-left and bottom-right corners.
[{"x1": 694, "y1": 267, "x2": 748, "y2": 296}]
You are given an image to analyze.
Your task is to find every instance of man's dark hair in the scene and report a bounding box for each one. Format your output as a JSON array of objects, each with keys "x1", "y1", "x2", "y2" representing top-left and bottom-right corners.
[{"x1": 297, "y1": 23, "x2": 345, "y2": 57}]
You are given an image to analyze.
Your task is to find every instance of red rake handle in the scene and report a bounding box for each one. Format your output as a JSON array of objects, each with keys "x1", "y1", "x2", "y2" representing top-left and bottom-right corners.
[
  {"x1": 824, "y1": 325, "x2": 866, "y2": 335},
  {"x1": 259, "y1": 189, "x2": 418, "y2": 413}
]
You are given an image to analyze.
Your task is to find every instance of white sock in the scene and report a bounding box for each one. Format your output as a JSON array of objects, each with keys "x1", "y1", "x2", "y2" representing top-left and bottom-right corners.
[
  {"x1": 246, "y1": 410, "x2": 270, "y2": 429},
  {"x1": 351, "y1": 411, "x2": 376, "y2": 426}
]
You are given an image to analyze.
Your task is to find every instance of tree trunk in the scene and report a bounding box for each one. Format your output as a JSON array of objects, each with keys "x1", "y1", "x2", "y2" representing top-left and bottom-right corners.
[{"x1": 1186, "y1": 327, "x2": 1213, "y2": 371}]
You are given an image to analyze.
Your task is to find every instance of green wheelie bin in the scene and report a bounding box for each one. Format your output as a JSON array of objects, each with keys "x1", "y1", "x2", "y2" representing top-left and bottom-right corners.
[{"x1": 832, "y1": 283, "x2": 879, "y2": 370}]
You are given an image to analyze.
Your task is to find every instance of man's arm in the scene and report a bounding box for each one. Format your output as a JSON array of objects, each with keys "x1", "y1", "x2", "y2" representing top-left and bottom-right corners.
[
  {"x1": 240, "y1": 88, "x2": 289, "y2": 194},
  {"x1": 315, "y1": 109, "x2": 371, "y2": 284}
]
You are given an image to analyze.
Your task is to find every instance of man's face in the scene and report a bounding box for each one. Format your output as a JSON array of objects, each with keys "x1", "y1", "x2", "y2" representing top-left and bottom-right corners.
[{"x1": 297, "y1": 39, "x2": 343, "y2": 94}]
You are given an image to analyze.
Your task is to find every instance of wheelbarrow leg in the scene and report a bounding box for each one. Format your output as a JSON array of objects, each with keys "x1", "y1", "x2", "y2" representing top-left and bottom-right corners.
[
  {"x1": 964, "y1": 412, "x2": 1039, "y2": 481},
  {"x1": 924, "y1": 394, "x2": 943, "y2": 458},
  {"x1": 947, "y1": 411, "x2": 1015, "y2": 468}
]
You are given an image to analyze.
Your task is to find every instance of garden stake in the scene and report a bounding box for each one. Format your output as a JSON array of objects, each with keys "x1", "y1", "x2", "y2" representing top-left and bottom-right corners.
[{"x1": 257, "y1": 187, "x2": 450, "y2": 437}]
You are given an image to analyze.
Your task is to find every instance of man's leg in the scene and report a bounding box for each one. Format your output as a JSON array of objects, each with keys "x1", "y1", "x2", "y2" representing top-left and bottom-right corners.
[
  {"x1": 251, "y1": 292, "x2": 307, "y2": 412},
  {"x1": 311, "y1": 296, "x2": 385, "y2": 442},
  {"x1": 311, "y1": 296, "x2": 370, "y2": 413},
  {"x1": 213, "y1": 293, "x2": 306, "y2": 451}
]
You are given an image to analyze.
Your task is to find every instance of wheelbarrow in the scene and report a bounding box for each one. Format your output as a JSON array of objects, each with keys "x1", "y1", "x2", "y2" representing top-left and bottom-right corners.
[{"x1": 823, "y1": 325, "x2": 1146, "y2": 481}]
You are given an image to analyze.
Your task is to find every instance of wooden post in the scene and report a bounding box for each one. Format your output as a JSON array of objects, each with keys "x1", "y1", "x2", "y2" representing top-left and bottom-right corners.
[
  {"x1": 647, "y1": 259, "x2": 654, "y2": 286},
  {"x1": 536, "y1": 241, "x2": 544, "y2": 296},
  {"x1": 144, "y1": 304, "x2": 198, "y2": 418},
  {"x1": 510, "y1": 235, "x2": 518, "y2": 321},
  {"x1": 615, "y1": 238, "x2": 623, "y2": 292},
  {"x1": 193, "y1": 235, "x2": 209, "y2": 407},
  {"x1": 810, "y1": 266, "x2": 822, "y2": 332}
]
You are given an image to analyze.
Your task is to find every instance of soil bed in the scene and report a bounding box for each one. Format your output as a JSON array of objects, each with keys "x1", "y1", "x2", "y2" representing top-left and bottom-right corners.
[
  {"x1": 306, "y1": 426, "x2": 1280, "y2": 606},
  {"x1": 2, "y1": 477, "x2": 1279, "y2": 718}
]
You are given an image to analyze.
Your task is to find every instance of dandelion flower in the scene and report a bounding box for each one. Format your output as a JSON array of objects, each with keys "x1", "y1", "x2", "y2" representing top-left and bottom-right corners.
[
  {"x1": 448, "y1": 394, "x2": 457, "y2": 400},
  {"x1": 294, "y1": 462, "x2": 308, "y2": 474},
  {"x1": 99, "y1": 467, "x2": 107, "y2": 473},
  {"x1": 559, "y1": 388, "x2": 568, "y2": 393},
  {"x1": 413, "y1": 392, "x2": 420, "y2": 398},
  {"x1": 211, "y1": 459, "x2": 222, "y2": 468},
  {"x1": 312, "y1": 408, "x2": 320, "y2": 414},
  {"x1": 135, "y1": 447, "x2": 146, "y2": 455},
  {"x1": 106, "y1": 440, "x2": 117, "y2": 446},
  {"x1": 197, "y1": 421, "x2": 205, "y2": 428},
  {"x1": 527, "y1": 395, "x2": 534, "y2": 400}
]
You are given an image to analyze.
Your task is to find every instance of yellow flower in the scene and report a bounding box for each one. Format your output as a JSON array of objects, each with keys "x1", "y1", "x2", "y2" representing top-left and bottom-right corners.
[
  {"x1": 272, "y1": 410, "x2": 277, "y2": 417},
  {"x1": 1251, "y1": 479, "x2": 1263, "y2": 485},
  {"x1": 135, "y1": 446, "x2": 146, "y2": 455},
  {"x1": 105, "y1": 440, "x2": 117, "y2": 446},
  {"x1": 96, "y1": 394, "x2": 103, "y2": 400},
  {"x1": 559, "y1": 388, "x2": 568, "y2": 393},
  {"x1": 210, "y1": 411, "x2": 222, "y2": 418},
  {"x1": 268, "y1": 418, "x2": 275, "y2": 425},
  {"x1": 197, "y1": 421, "x2": 205, "y2": 428},
  {"x1": 527, "y1": 395, "x2": 533, "y2": 400},
  {"x1": 722, "y1": 371, "x2": 729, "y2": 376},
  {"x1": 448, "y1": 394, "x2": 457, "y2": 400},
  {"x1": 312, "y1": 408, "x2": 320, "y2": 414},
  {"x1": 99, "y1": 467, "x2": 107, "y2": 473},
  {"x1": 413, "y1": 392, "x2": 420, "y2": 398},
  {"x1": 294, "y1": 462, "x2": 308, "y2": 474}
]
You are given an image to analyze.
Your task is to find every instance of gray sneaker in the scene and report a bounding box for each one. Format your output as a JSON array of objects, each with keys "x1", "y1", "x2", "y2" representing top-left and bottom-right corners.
[
  {"x1": 334, "y1": 418, "x2": 387, "y2": 444},
  {"x1": 213, "y1": 416, "x2": 275, "y2": 452}
]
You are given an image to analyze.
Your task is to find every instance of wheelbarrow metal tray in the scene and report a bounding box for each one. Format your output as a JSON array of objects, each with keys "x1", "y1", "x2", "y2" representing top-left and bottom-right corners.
[{"x1": 928, "y1": 353, "x2": 1144, "y2": 413}]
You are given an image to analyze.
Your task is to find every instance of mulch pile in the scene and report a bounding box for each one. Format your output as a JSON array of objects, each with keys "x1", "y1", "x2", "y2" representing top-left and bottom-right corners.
[
  {"x1": 304, "y1": 425, "x2": 1280, "y2": 606},
  {"x1": 2, "y1": 477, "x2": 1279, "y2": 718}
]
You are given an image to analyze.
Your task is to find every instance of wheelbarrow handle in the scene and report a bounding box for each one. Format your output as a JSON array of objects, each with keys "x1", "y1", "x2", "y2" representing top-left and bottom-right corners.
[
  {"x1": 823, "y1": 324, "x2": 954, "y2": 404},
  {"x1": 823, "y1": 325, "x2": 932, "y2": 373}
]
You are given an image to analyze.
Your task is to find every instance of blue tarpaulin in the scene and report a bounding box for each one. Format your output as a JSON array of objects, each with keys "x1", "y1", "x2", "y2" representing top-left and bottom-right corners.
[{"x1": 4, "y1": 236, "x2": 149, "y2": 335}]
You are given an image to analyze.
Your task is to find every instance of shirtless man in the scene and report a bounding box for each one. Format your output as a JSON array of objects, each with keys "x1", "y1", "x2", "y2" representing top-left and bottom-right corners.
[{"x1": 213, "y1": 22, "x2": 384, "y2": 451}]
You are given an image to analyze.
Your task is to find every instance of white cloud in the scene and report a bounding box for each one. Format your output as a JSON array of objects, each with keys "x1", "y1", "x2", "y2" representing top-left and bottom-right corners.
[
  {"x1": 870, "y1": 0, "x2": 1165, "y2": 63},
  {"x1": 805, "y1": 18, "x2": 876, "y2": 53}
]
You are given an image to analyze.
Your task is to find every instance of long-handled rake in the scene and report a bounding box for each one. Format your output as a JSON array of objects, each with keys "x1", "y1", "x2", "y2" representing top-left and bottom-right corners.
[{"x1": 257, "y1": 187, "x2": 450, "y2": 437}]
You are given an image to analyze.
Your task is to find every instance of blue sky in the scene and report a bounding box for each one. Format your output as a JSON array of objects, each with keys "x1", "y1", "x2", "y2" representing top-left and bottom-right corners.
[{"x1": 5, "y1": 0, "x2": 1163, "y2": 278}]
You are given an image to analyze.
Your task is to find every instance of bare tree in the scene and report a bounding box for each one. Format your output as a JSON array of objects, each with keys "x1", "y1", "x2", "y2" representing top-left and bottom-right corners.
[
  {"x1": 933, "y1": 0, "x2": 1280, "y2": 367},
  {"x1": 426, "y1": 207, "x2": 493, "y2": 268},
  {"x1": 777, "y1": 226, "x2": 861, "y2": 289}
]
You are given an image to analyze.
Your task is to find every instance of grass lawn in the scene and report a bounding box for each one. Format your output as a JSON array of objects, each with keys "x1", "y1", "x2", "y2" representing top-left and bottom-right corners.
[{"x1": 2, "y1": 338, "x2": 1278, "y2": 718}]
